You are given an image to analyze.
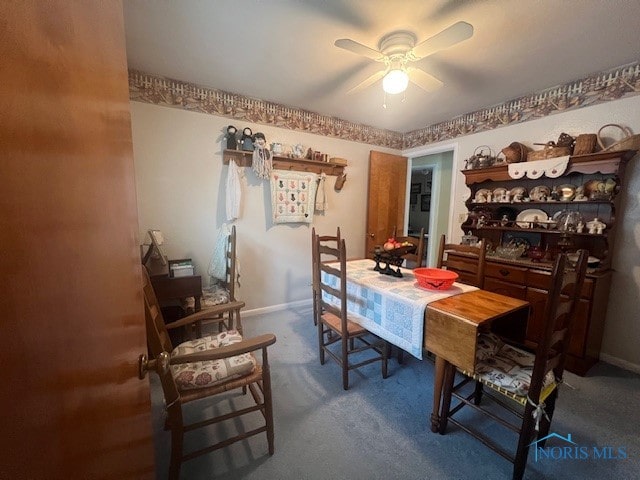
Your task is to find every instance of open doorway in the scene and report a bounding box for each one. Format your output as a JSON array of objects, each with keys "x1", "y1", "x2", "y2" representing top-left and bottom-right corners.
[
  {"x1": 408, "y1": 168, "x2": 432, "y2": 265},
  {"x1": 406, "y1": 149, "x2": 455, "y2": 266}
]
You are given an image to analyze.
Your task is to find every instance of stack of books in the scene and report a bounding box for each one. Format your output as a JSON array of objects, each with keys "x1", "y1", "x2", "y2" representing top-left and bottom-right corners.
[{"x1": 169, "y1": 259, "x2": 195, "y2": 278}]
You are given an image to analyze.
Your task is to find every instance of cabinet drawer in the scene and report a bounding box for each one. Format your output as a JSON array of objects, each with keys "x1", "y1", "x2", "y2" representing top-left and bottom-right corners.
[
  {"x1": 526, "y1": 269, "x2": 552, "y2": 290},
  {"x1": 484, "y1": 277, "x2": 527, "y2": 299},
  {"x1": 526, "y1": 268, "x2": 594, "y2": 299},
  {"x1": 486, "y1": 262, "x2": 527, "y2": 284},
  {"x1": 446, "y1": 253, "x2": 477, "y2": 271}
]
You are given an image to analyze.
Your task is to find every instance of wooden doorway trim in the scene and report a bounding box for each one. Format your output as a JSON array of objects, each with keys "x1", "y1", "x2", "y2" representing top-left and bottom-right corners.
[{"x1": 365, "y1": 151, "x2": 408, "y2": 257}]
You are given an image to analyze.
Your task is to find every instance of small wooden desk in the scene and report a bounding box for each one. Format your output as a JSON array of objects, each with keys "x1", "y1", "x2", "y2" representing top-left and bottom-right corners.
[
  {"x1": 149, "y1": 273, "x2": 202, "y2": 312},
  {"x1": 425, "y1": 289, "x2": 529, "y2": 433}
]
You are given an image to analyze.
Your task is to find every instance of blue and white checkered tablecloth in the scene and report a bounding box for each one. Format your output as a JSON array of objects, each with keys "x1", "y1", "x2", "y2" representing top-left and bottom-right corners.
[{"x1": 321, "y1": 259, "x2": 477, "y2": 360}]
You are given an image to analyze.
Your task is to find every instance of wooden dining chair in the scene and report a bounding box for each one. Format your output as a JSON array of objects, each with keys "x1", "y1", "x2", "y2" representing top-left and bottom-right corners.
[
  {"x1": 182, "y1": 225, "x2": 244, "y2": 335},
  {"x1": 313, "y1": 231, "x2": 389, "y2": 390},
  {"x1": 142, "y1": 267, "x2": 276, "y2": 480},
  {"x1": 311, "y1": 227, "x2": 341, "y2": 326},
  {"x1": 395, "y1": 228, "x2": 426, "y2": 268},
  {"x1": 437, "y1": 234, "x2": 487, "y2": 288},
  {"x1": 437, "y1": 250, "x2": 588, "y2": 480}
]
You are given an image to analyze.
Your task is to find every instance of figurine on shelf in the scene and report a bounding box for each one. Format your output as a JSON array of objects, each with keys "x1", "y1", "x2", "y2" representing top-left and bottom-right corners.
[
  {"x1": 305, "y1": 147, "x2": 314, "y2": 160},
  {"x1": 241, "y1": 127, "x2": 254, "y2": 151},
  {"x1": 225, "y1": 125, "x2": 238, "y2": 150},
  {"x1": 251, "y1": 132, "x2": 272, "y2": 179},
  {"x1": 270, "y1": 142, "x2": 283, "y2": 155},
  {"x1": 574, "y1": 185, "x2": 587, "y2": 201},
  {"x1": 587, "y1": 218, "x2": 606, "y2": 235},
  {"x1": 293, "y1": 144, "x2": 305, "y2": 158}
]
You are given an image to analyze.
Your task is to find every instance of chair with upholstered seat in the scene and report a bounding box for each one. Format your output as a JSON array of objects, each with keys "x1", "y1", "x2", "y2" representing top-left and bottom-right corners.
[
  {"x1": 313, "y1": 231, "x2": 389, "y2": 390},
  {"x1": 437, "y1": 234, "x2": 487, "y2": 288},
  {"x1": 311, "y1": 227, "x2": 341, "y2": 325},
  {"x1": 395, "y1": 228, "x2": 426, "y2": 268},
  {"x1": 182, "y1": 225, "x2": 243, "y2": 335},
  {"x1": 142, "y1": 267, "x2": 276, "y2": 480},
  {"x1": 437, "y1": 250, "x2": 588, "y2": 480}
]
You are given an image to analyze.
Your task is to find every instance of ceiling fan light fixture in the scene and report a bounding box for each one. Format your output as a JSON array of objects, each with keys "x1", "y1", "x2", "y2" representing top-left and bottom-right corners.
[{"x1": 382, "y1": 69, "x2": 409, "y2": 94}]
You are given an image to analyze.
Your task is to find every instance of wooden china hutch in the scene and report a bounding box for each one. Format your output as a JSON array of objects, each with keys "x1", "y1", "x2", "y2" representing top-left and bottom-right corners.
[{"x1": 453, "y1": 150, "x2": 636, "y2": 375}]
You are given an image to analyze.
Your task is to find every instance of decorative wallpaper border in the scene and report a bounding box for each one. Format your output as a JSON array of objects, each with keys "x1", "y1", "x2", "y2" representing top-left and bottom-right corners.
[
  {"x1": 129, "y1": 62, "x2": 640, "y2": 150},
  {"x1": 128, "y1": 70, "x2": 403, "y2": 149},
  {"x1": 403, "y1": 62, "x2": 640, "y2": 149}
]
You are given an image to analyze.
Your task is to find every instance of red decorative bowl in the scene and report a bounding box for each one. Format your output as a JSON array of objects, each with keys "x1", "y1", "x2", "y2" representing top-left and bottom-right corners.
[
  {"x1": 527, "y1": 246, "x2": 546, "y2": 262},
  {"x1": 413, "y1": 268, "x2": 459, "y2": 291}
]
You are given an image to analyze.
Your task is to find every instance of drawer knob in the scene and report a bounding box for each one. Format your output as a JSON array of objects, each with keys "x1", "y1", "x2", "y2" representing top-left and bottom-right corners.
[{"x1": 499, "y1": 268, "x2": 510, "y2": 276}]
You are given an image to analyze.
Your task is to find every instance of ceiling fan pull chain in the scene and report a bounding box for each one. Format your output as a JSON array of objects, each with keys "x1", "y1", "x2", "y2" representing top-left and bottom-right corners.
[{"x1": 382, "y1": 91, "x2": 387, "y2": 109}]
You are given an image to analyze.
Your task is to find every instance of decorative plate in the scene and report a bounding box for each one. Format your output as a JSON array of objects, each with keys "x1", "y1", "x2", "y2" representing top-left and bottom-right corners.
[
  {"x1": 516, "y1": 208, "x2": 548, "y2": 228},
  {"x1": 509, "y1": 186, "x2": 527, "y2": 202},
  {"x1": 492, "y1": 187, "x2": 508, "y2": 202},
  {"x1": 554, "y1": 210, "x2": 583, "y2": 232},
  {"x1": 529, "y1": 185, "x2": 551, "y2": 201},
  {"x1": 474, "y1": 188, "x2": 492, "y2": 203}
]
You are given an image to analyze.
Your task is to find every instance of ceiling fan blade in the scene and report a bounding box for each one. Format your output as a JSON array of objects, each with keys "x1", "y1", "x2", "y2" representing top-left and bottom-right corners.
[
  {"x1": 335, "y1": 38, "x2": 384, "y2": 61},
  {"x1": 346, "y1": 70, "x2": 386, "y2": 94},
  {"x1": 408, "y1": 68, "x2": 444, "y2": 92},
  {"x1": 411, "y1": 21, "x2": 473, "y2": 60}
]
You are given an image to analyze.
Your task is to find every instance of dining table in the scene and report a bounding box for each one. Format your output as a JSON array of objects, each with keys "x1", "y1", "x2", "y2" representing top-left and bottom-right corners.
[
  {"x1": 321, "y1": 258, "x2": 530, "y2": 433},
  {"x1": 321, "y1": 258, "x2": 479, "y2": 360}
]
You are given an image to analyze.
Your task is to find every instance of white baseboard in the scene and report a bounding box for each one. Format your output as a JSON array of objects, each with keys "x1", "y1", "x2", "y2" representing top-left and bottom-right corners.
[
  {"x1": 243, "y1": 299, "x2": 312, "y2": 317},
  {"x1": 599, "y1": 353, "x2": 640, "y2": 374}
]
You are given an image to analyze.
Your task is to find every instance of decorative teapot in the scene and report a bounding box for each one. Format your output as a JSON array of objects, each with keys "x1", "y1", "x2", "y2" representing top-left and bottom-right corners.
[{"x1": 465, "y1": 146, "x2": 496, "y2": 169}]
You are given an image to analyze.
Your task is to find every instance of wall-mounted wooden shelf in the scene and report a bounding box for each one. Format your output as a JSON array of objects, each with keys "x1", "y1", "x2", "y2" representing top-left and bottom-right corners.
[
  {"x1": 461, "y1": 150, "x2": 635, "y2": 184},
  {"x1": 223, "y1": 149, "x2": 345, "y2": 176}
]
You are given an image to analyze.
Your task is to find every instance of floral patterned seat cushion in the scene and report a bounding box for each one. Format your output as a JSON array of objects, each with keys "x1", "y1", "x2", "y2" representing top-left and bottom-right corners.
[
  {"x1": 182, "y1": 282, "x2": 231, "y2": 310},
  {"x1": 170, "y1": 330, "x2": 256, "y2": 391},
  {"x1": 470, "y1": 333, "x2": 556, "y2": 404}
]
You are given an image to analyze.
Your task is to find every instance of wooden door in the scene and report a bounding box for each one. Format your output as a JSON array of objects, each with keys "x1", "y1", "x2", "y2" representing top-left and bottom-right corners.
[
  {"x1": 0, "y1": 2, "x2": 154, "y2": 479},
  {"x1": 365, "y1": 151, "x2": 408, "y2": 257}
]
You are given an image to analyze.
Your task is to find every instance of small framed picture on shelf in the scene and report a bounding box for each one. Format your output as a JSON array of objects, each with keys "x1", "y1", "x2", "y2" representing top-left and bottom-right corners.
[
  {"x1": 410, "y1": 193, "x2": 417, "y2": 204},
  {"x1": 411, "y1": 183, "x2": 421, "y2": 194},
  {"x1": 421, "y1": 194, "x2": 431, "y2": 211}
]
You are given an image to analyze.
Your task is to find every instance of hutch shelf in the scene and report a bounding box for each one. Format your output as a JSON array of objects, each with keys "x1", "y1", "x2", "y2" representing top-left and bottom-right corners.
[{"x1": 455, "y1": 149, "x2": 636, "y2": 375}]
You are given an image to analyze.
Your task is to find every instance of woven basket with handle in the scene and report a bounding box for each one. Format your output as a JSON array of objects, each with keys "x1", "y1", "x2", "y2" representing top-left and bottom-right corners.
[{"x1": 597, "y1": 124, "x2": 640, "y2": 152}]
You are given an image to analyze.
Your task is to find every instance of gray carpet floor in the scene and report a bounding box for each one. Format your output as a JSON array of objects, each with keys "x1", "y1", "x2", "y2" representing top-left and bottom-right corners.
[{"x1": 150, "y1": 304, "x2": 640, "y2": 479}]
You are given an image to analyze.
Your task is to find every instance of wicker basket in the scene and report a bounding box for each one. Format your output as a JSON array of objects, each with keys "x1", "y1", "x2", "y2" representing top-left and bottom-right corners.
[
  {"x1": 597, "y1": 124, "x2": 640, "y2": 152},
  {"x1": 573, "y1": 134, "x2": 598, "y2": 155},
  {"x1": 501, "y1": 142, "x2": 530, "y2": 163},
  {"x1": 527, "y1": 144, "x2": 572, "y2": 161}
]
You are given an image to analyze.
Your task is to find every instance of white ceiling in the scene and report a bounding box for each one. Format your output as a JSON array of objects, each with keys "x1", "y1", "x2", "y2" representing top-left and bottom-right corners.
[{"x1": 123, "y1": 0, "x2": 640, "y2": 133}]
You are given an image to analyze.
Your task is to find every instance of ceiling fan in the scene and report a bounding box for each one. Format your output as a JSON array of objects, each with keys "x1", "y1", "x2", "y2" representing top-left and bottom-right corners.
[{"x1": 334, "y1": 21, "x2": 473, "y2": 95}]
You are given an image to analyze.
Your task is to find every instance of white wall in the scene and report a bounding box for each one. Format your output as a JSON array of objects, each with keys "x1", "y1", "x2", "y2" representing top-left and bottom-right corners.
[
  {"x1": 131, "y1": 101, "x2": 399, "y2": 311},
  {"x1": 407, "y1": 95, "x2": 640, "y2": 369}
]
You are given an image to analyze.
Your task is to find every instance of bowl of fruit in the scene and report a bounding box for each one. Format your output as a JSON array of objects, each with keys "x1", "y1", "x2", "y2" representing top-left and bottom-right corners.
[
  {"x1": 373, "y1": 238, "x2": 417, "y2": 277},
  {"x1": 382, "y1": 238, "x2": 416, "y2": 256}
]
